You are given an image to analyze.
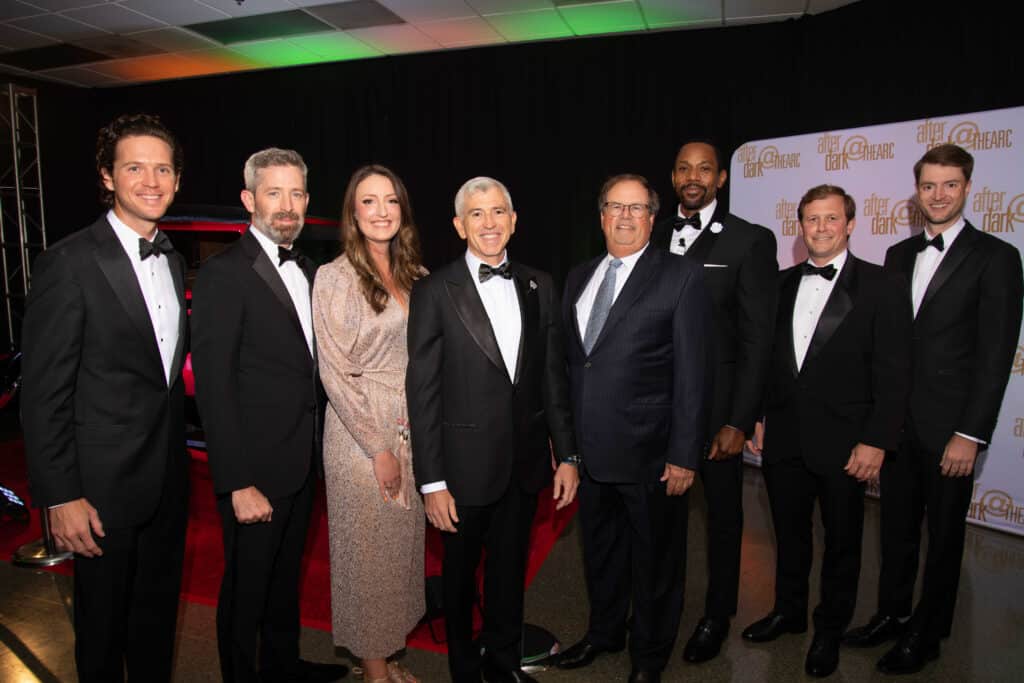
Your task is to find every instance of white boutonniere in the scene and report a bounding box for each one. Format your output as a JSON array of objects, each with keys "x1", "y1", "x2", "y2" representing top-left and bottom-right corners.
[
  {"x1": 529, "y1": 279, "x2": 538, "y2": 291},
  {"x1": 710, "y1": 222, "x2": 724, "y2": 234}
]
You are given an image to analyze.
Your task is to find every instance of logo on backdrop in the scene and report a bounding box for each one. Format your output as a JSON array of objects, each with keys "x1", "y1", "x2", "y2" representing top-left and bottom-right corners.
[
  {"x1": 737, "y1": 144, "x2": 801, "y2": 178},
  {"x1": 775, "y1": 197, "x2": 800, "y2": 236},
  {"x1": 861, "y1": 195, "x2": 925, "y2": 234},
  {"x1": 969, "y1": 484, "x2": 1024, "y2": 528},
  {"x1": 1012, "y1": 344, "x2": 1024, "y2": 377},
  {"x1": 1015, "y1": 417, "x2": 1024, "y2": 438},
  {"x1": 917, "y1": 119, "x2": 1014, "y2": 151},
  {"x1": 972, "y1": 188, "x2": 1022, "y2": 234},
  {"x1": 817, "y1": 133, "x2": 895, "y2": 171}
]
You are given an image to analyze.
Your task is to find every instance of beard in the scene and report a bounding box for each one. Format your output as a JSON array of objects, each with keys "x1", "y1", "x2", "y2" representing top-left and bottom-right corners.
[
  {"x1": 253, "y1": 210, "x2": 304, "y2": 245},
  {"x1": 677, "y1": 183, "x2": 710, "y2": 212}
]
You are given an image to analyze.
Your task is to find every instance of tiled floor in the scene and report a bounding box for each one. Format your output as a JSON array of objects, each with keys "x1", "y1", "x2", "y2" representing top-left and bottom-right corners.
[{"x1": 2, "y1": 466, "x2": 1022, "y2": 682}]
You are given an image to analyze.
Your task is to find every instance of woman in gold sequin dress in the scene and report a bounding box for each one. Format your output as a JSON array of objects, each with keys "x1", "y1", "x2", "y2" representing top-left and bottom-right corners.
[{"x1": 312, "y1": 165, "x2": 425, "y2": 683}]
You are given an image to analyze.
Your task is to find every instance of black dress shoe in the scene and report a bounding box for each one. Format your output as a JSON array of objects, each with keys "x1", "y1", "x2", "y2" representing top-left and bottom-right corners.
[
  {"x1": 683, "y1": 616, "x2": 730, "y2": 663},
  {"x1": 876, "y1": 632, "x2": 939, "y2": 675},
  {"x1": 741, "y1": 612, "x2": 808, "y2": 642},
  {"x1": 805, "y1": 633, "x2": 840, "y2": 677},
  {"x1": 843, "y1": 613, "x2": 905, "y2": 648},
  {"x1": 627, "y1": 669, "x2": 661, "y2": 683},
  {"x1": 555, "y1": 639, "x2": 622, "y2": 669}
]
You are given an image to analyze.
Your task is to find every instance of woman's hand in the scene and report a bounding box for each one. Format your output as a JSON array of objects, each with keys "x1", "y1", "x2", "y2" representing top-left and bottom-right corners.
[{"x1": 373, "y1": 450, "x2": 402, "y2": 502}]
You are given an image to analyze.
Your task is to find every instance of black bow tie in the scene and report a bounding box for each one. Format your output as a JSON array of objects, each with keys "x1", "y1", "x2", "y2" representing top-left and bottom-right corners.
[
  {"x1": 673, "y1": 214, "x2": 702, "y2": 231},
  {"x1": 478, "y1": 262, "x2": 512, "y2": 283},
  {"x1": 138, "y1": 232, "x2": 173, "y2": 260},
  {"x1": 278, "y1": 246, "x2": 305, "y2": 266},
  {"x1": 917, "y1": 233, "x2": 944, "y2": 253},
  {"x1": 802, "y1": 262, "x2": 837, "y2": 281}
]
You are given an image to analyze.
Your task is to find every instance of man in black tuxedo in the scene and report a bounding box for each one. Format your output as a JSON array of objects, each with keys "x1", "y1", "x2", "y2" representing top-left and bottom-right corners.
[
  {"x1": 191, "y1": 148, "x2": 346, "y2": 683},
  {"x1": 22, "y1": 114, "x2": 189, "y2": 682},
  {"x1": 556, "y1": 174, "x2": 709, "y2": 683},
  {"x1": 651, "y1": 140, "x2": 778, "y2": 663},
  {"x1": 406, "y1": 176, "x2": 579, "y2": 683},
  {"x1": 742, "y1": 185, "x2": 911, "y2": 678},
  {"x1": 843, "y1": 145, "x2": 1023, "y2": 675}
]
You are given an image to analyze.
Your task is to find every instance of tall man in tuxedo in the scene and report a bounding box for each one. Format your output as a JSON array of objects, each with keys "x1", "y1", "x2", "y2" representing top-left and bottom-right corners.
[
  {"x1": 406, "y1": 176, "x2": 579, "y2": 683},
  {"x1": 191, "y1": 149, "x2": 346, "y2": 683},
  {"x1": 22, "y1": 114, "x2": 189, "y2": 682},
  {"x1": 742, "y1": 185, "x2": 911, "y2": 678},
  {"x1": 651, "y1": 140, "x2": 778, "y2": 663},
  {"x1": 844, "y1": 144, "x2": 1024, "y2": 675},
  {"x1": 557, "y1": 174, "x2": 709, "y2": 683}
]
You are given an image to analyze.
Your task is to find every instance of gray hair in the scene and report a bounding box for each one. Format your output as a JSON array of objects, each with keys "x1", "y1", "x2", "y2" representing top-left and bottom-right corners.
[
  {"x1": 243, "y1": 148, "x2": 308, "y2": 191},
  {"x1": 454, "y1": 176, "x2": 514, "y2": 218}
]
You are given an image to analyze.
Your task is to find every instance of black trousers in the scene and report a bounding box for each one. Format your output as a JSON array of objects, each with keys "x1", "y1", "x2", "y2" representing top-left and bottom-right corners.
[
  {"x1": 216, "y1": 474, "x2": 313, "y2": 683},
  {"x1": 441, "y1": 482, "x2": 537, "y2": 683},
  {"x1": 72, "y1": 466, "x2": 189, "y2": 683},
  {"x1": 878, "y1": 432, "x2": 973, "y2": 643},
  {"x1": 578, "y1": 468, "x2": 689, "y2": 672},
  {"x1": 762, "y1": 457, "x2": 864, "y2": 636},
  {"x1": 697, "y1": 452, "x2": 744, "y2": 618}
]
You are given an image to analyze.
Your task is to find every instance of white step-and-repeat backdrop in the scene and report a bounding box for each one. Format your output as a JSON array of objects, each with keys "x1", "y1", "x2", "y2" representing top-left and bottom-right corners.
[{"x1": 730, "y1": 106, "x2": 1024, "y2": 536}]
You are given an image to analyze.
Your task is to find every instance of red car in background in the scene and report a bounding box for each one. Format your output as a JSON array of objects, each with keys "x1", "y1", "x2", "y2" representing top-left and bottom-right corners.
[{"x1": 160, "y1": 208, "x2": 341, "y2": 454}]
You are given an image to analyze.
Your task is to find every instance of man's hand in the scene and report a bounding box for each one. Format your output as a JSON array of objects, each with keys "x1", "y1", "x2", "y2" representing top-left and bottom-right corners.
[
  {"x1": 231, "y1": 486, "x2": 273, "y2": 524},
  {"x1": 940, "y1": 434, "x2": 979, "y2": 478},
  {"x1": 660, "y1": 463, "x2": 696, "y2": 496},
  {"x1": 708, "y1": 425, "x2": 746, "y2": 460},
  {"x1": 745, "y1": 421, "x2": 765, "y2": 456},
  {"x1": 552, "y1": 463, "x2": 580, "y2": 510},
  {"x1": 424, "y1": 489, "x2": 459, "y2": 533},
  {"x1": 372, "y1": 450, "x2": 402, "y2": 502},
  {"x1": 844, "y1": 443, "x2": 884, "y2": 483},
  {"x1": 50, "y1": 498, "x2": 104, "y2": 557}
]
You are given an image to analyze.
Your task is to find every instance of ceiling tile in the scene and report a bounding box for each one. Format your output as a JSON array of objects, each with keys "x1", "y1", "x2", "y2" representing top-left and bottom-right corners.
[
  {"x1": 484, "y1": 9, "x2": 573, "y2": 42},
  {"x1": 64, "y1": 4, "x2": 166, "y2": 34},
  {"x1": 198, "y1": 0, "x2": 301, "y2": 17},
  {"x1": 86, "y1": 49, "x2": 258, "y2": 81},
  {"x1": 723, "y1": 12, "x2": 801, "y2": 25},
  {"x1": 126, "y1": 27, "x2": 218, "y2": 52},
  {"x1": 469, "y1": 0, "x2": 554, "y2": 11},
  {"x1": 0, "y1": 24, "x2": 58, "y2": 50},
  {"x1": 0, "y1": 1, "x2": 44, "y2": 22},
  {"x1": 415, "y1": 16, "x2": 505, "y2": 47},
  {"x1": 229, "y1": 38, "x2": 325, "y2": 67},
  {"x1": 11, "y1": 13, "x2": 109, "y2": 41},
  {"x1": 73, "y1": 34, "x2": 165, "y2": 59},
  {"x1": 187, "y1": 10, "x2": 335, "y2": 44},
  {"x1": 38, "y1": 65, "x2": 126, "y2": 87},
  {"x1": 305, "y1": 1, "x2": 405, "y2": 30},
  {"x1": 287, "y1": 31, "x2": 382, "y2": 60},
  {"x1": 119, "y1": 0, "x2": 231, "y2": 25},
  {"x1": 639, "y1": 0, "x2": 720, "y2": 26},
  {"x1": 556, "y1": 0, "x2": 646, "y2": 36},
  {"x1": 376, "y1": 0, "x2": 474, "y2": 23},
  {"x1": 725, "y1": 0, "x2": 805, "y2": 19},
  {"x1": 807, "y1": 0, "x2": 859, "y2": 12},
  {"x1": 20, "y1": 0, "x2": 107, "y2": 10},
  {"x1": 346, "y1": 24, "x2": 440, "y2": 54},
  {"x1": 0, "y1": 42, "x2": 109, "y2": 71}
]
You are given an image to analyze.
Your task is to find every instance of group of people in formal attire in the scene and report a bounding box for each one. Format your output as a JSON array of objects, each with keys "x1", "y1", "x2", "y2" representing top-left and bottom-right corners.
[{"x1": 19, "y1": 111, "x2": 1022, "y2": 683}]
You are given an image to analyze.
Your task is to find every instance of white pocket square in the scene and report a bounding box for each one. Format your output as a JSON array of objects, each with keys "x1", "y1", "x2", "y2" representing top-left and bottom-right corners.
[{"x1": 704, "y1": 263, "x2": 728, "y2": 268}]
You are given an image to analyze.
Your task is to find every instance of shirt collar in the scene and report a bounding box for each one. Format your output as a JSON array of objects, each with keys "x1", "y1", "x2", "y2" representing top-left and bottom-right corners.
[
  {"x1": 676, "y1": 198, "x2": 717, "y2": 230},
  {"x1": 106, "y1": 209, "x2": 157, "y2": 261},
  {"x1": 465, "y1": 249, "x2": 509, "y2": 282},
  {"x1": 804, "y1": 248, "x2": 848, "y2": 274},
  {"x1": 926, "y1": 216, "x2": 965, "y2": 246},
  {"x1": 607, "y1": 242, "x2": 648, "y2": 269},
  {"x1": 249, "y1": 224, "x2": 286, "y2": 266}
]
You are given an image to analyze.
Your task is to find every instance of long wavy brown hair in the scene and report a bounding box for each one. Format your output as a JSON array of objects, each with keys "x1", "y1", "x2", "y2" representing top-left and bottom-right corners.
[{"x1": 340, "y1": 164, "x2": 423, "y2": 313}]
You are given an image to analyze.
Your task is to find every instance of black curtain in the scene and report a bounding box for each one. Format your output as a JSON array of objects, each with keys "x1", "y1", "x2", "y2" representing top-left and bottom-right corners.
[{"x1": 35, "y1": 0, "x2": 1022, "y2": 280}]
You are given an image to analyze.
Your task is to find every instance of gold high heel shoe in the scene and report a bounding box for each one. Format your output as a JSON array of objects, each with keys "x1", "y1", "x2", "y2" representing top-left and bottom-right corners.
[{"x1": 387, "y1": 661, "x2": 420, "y2": 683}]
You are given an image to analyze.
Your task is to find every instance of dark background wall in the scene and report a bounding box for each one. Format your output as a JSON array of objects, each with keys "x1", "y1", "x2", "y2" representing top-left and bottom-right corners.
[{"x1": 32, "y1": 0, "x2": 1022, "y2": 280}]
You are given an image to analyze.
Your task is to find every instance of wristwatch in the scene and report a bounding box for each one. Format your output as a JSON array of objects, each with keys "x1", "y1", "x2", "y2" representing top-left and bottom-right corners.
[{"x1": 561, "y1": 454, "x2": 582, "y2": 466}]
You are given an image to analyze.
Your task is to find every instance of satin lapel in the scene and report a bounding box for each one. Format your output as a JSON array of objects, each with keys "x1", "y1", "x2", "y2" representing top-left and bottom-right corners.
[
  {"x1": 918, "y1": 223, "x2": 979, "y2": 317},
  {"x1": 685, "y1": 204, "x2": 726, "y2": 263},
  {"x1": 445, "y1": 261, "x2": 507, "y2": 378},
  {"x1": 91, "y1": 220, "x2": 163, "y2": 371},
  {"x1": 511, "y1": 265, "x2": 538, "y2": 386},
  {"x1": 243, "y1": 231, "x2": 306, "y2": 343},
  {"x1": 590, "y1": 246, "x2": 658, "y2": 353},
  {"x1": 803, "y1": 256, "x2": 856, "y2": 371},
  {"x1": 167, "y1": 250, "x2": 188, "y2": 383},
  {"x1": 570, "y1": 256, "x2": 602, "y2": 351},
  {"x1": 778, "y1": 268, "x2": 801, "y2": 378}
]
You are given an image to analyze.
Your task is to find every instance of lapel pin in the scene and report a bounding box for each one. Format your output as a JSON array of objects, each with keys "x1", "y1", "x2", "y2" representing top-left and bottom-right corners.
[
  {"x1": 710, "y1": 222, "x2": 723, "y2": 234},
  {"x1": 529, "y1": 279, "x2": 538, "y2": 291}
]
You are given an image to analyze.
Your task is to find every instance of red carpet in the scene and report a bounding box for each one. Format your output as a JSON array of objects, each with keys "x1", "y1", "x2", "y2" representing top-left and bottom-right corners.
[{"x1": 0, "y1": 439, "x2": 576, "y2": 653}]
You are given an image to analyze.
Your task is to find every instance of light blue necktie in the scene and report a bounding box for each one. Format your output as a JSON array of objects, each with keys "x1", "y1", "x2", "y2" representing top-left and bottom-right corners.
[{"x1": 583, "y1": 258, "x2": 622, "y2": 354}]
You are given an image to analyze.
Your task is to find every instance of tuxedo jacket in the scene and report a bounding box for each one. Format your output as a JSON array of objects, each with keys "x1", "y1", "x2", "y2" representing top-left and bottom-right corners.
[
  {"x1": 762, "y1": 255, "x2": 912, "y2": 474},
  {"x1": 406, "y1": 258, "x2": 576, "y2": 507},
  {"x1": 653, "y1": 207, "x2": 778, "y2": 436},
  {"x1": 563, "y1": 246, "x2": 709, "y2": 483},
  {"x1": 883, "y1": 222, "x2": 1023, "y2": 454},
  {"x1": 22, "y1": 216, "x2": 189, "y2": 528},
  {"x1": 191, "y1": 229, "x2": 321, "y2": 499}
]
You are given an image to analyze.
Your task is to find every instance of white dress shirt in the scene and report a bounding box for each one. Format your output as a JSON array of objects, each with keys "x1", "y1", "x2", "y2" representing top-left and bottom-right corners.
[
  {"x1": 669, "y1": 198, "x2": 718, "y2": 256},
  {"x1": 249, "y1": 226, "x2": 314, "y2": 357},
  {"x1": 911, "y1": 217, "x2": 965, "y2": 317},
  {"x1": 107, "y1": 209, "x2": 180, "y2": 385},
  {"x1": 421, "y1": 249, "x2": 523, "y2": 495},
  {"x1": 792, "y1": 250, "x2": 848, "y2": 371},
  {"x1": 575, "y1": 244, "x2": 648, "y2": 335}
]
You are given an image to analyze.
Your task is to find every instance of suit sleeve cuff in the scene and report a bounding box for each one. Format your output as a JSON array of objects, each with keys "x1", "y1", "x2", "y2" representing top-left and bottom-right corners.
[
  {"x1": 955, "y1": 432, "x2": 986, "y2": 445},
  {"x1": 420, "y1": 480, "x2": 447, "y2": 494}
]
